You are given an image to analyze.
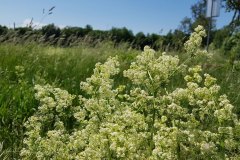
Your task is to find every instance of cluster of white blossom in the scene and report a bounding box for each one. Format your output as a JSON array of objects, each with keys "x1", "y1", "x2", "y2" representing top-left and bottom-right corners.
[
  {"x1": 124, "y1": 46, "x2": 180, "y2": 94},
  {"x1": 21, "y1": 26, "x2": 240, "y2": 159},
  {"x1": 21, "y1": 84, "x2": 77, "y2": 159},
  {"x1": 184, "y1": 25, "x2": 207, "y2": 56}
]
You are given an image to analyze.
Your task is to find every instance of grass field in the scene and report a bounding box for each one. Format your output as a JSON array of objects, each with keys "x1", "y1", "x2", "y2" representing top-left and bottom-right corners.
[
  {"x1": 0, "y1": 41, "x2": 240, "y2": 159},
  {"x1": 0, "y1": 42, "x2": 139, "y2": 158}
]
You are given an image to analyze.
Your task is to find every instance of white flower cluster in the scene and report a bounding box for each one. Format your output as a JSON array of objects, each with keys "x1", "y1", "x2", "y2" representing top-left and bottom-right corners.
[
  {"x1": 124, "y1": 46, "x2": 180, "y2": 93},
  {"x1": 184, "y1": 25, "x2": 207, "y2": 56},
  {"x1": 21, "y1": 84, "x2": 77, "y2": 159},
  {"x1": 21, "y1": 26, "x2": 240, "y2": 159}
]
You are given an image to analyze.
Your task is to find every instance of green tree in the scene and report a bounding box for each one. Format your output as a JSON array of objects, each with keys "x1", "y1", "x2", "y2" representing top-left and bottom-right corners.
[
  {"x1": 41, "y1": 24, "x2": 61, "y2": 38},
  {"x1": 223, "y1": 0, "x2": 240, "y2": 26},
  {"x1": 109, "y1": 27, "x2": 134, "y2": 43},
  {"x1": 0, "y1": 25, "x2": 8, "y2": 35},
  {"x1": 179, "y1": 17, "x2": 192, "y2": 34},
  {"x1": 191, "y1": 0, "x2": 214, "y2": 30},
  {"x1": 134, "y1": 32, "x2": 147, "y2": 49}
]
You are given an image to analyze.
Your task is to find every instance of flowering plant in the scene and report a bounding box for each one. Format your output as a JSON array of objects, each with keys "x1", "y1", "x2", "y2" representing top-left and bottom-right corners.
[{"x1": 21, "y1": 26, "x2": 240, "y2": 159}]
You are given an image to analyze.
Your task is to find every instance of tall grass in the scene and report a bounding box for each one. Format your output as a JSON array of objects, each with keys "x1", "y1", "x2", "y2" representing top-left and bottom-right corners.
[
  {"x1": 0, "y1": 42, "x2": 239, "y2": 158},
  {"x1": 0, "y1": 42, "x2": 138, "y2": 158}
]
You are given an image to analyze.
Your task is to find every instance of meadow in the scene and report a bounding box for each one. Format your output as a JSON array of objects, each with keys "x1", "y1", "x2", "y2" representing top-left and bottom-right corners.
[
  {"x1": 1, "y1": 27, "x2": 240, "y2": 159},
  {"x1": 0, "y1": 42, "x2": 139, "y2": 159}
]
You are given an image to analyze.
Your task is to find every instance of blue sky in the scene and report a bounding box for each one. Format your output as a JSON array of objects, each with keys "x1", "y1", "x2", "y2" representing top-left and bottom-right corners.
[{"x1": 0, "y1": 0, "x2": 234, "y2": 34}]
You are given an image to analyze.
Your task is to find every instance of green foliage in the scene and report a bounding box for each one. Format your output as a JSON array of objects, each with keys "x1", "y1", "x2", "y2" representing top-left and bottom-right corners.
[
  {"x1": 110, "y1": 27, "x2": 134, "y2": 43},
  {"x1": 222, "y1": 32, "x2": 240, "y2": 66},
  {"x1": 212, "y1": 26, "x2": 232, "y2": 48},
  {"x1": 0, "y1": 25, "x2": 8, "y2": 35},
  {"x1": 0, "y1": 142, "x2": 11, "y2": 160},
  {"x1": 42, "y1": 24, "x2": 61, "y2": 38}
]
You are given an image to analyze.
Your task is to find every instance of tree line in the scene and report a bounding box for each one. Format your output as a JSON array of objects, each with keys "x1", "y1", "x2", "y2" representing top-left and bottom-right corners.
[
  {"x1": 0, "y1": 0, "x2": 239, "y2": 52},
  {"x1": 0, "y1": 24, "x2": 190, "y2": 51}
]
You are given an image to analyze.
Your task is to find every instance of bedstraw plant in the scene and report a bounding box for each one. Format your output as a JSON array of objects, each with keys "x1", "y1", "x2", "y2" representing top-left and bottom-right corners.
[{"x1": 21, "y1": 26, "x2": 240, "y2": 159}]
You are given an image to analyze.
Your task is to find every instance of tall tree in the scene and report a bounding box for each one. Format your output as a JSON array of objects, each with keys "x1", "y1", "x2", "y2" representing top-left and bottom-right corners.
[
  {"x1": 179, "y1": 0, "x2": 215, "y2": 33},
  {"x1": 223, "y1": 0, "x2": 240, "y2": 26},
  {"x1": 191, "y1": 0, "x2": 215, "y2": 30},
  {"x1": 179, "y1": 17, "x2": 192, "y2": 34}
]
